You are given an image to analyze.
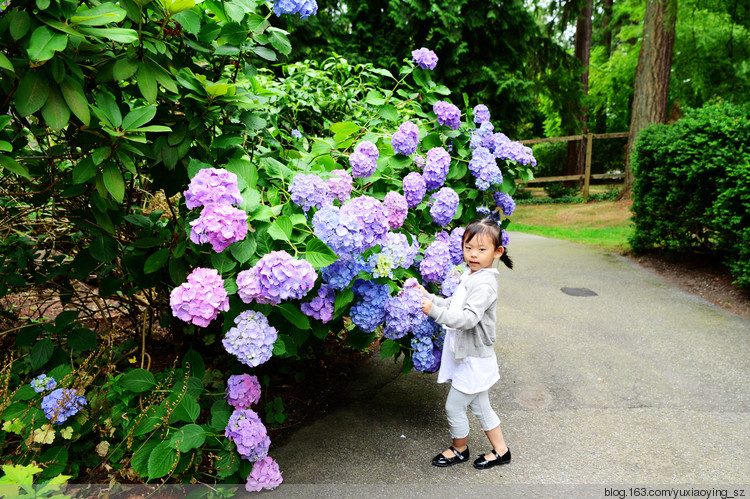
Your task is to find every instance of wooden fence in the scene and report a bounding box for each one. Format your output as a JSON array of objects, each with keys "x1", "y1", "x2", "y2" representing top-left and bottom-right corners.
[{"x1": 517, "y1": 131, "x2": 629, "y2": 200}]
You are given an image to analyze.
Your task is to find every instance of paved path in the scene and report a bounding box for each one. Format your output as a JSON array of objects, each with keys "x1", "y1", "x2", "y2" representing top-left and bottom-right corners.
[{"x1": 268, "y1": 233, "x2": 750, "y2": 495}]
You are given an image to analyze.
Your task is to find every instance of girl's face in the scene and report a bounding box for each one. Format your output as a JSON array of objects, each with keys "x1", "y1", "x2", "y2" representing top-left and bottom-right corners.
[{"x1": 463, "y1": 232, "x2": 504, "y2": 274}]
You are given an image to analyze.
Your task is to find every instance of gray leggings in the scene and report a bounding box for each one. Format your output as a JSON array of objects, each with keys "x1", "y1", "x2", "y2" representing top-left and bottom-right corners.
[{"x1": 445, "y1": 386, "x2": 501, "y2": 439}]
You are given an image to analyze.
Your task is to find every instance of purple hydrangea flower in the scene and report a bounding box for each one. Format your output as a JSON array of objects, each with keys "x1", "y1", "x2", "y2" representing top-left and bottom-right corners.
[
  {"x1": 414, "y1": 155, "x2": 425, "y2": 169},
  {"x1": 349, "y1": 141, "x2": 379, "y2": 178},
  {"x1": 368, "y1": 232, "x2": 418, "y2": 278},
  {"x1": 170, "y1": 268, "x2": 229, "y2": 327},
  {"x1": 423, "y1": 147, "x2": 451, "y2": 191},
  {"x1": 473, "y1": 104, "x2": 491, "y2": 124},
  {"x1": 502, "y1": 229, "x2": 510, "y2": 247},
  {"x1": 31, "y1": 374, "x2": 56, "y2": 393},
  {"x1": 222, "y1": 310, "x2": 278, "y2": 368},
  {"x1": 290, "y1": 173, "x2": 333, "y2": 212},
  {"x1": 476, "y1": 206, "x2": 491, "y2": 216},
  {"x1": 301, "y1": 285, "x2": 335, "y2": 323},
  {"x1": 433, "y1": 101, "x2": 461, "y2": 130},
  {"x1": 321, "y1": 257, "x2": 361, "y2": 290},
  {"x1": 495, "y1": 140, "x2": 537, "y2": 166},
  {"x1": 326, "y1": 169, "x2": 353, "y2": 203},
  {"x1": 448, "y1": 227, "x2": 466, "y2": 265},
  {"x1": 42, "y1": 388, "x2": 86, "y2": 425},
  {"x1": 441, "y1": 264, "x2": 465, "y2": 297},
  {"x1": 245, "y1": 456, "x2": 283, "y2": 492},
  {"x1": 313, "y1": 205, "x2": 365, "y2": 257},
  {"x1": 384, "y1": 286, "x2": 424, "y2": 340},
  {"x1": 403, "y1": 172, "x2": 426, "y2": 208},
  {"x1": 412, "y1": 316, "x2": 443, "y2": 340},
  {"x1": 493, "y1": 192, "x2": 516, "y2": 216},
  {"x1": 184, "y1": 168, "x2": 243, "y2": 210},
  {"x1": 273, "y1": 0, "x2": 318, "y2": 19},
  {"x1": 419, "y1": 239, "x2": 451, "y2": 283},
  {"x1": 391, "y1": 121, "x2": 420, "y2": 156},
  {"x1": 189, "y1": 203, "x2": 248, "y2": 253},
  {"x1": 412, "y1": 336, "x2": 436, "y2": 372},
  {"x1": 291, "y1": 129, "x2": 302, "y2": 138},
  {"x1": 429, "y1": 187, "x2": 459, "y2": 226},
  {"x1": 468, "y1": 146, "x2": 503, "y2": 190},
  {"x1": 226, "y1": 374, "x2": 262, "y2": 410},
  {"x1": 383, "y1": 192, "x2": 408, "y2": 230},
  {"x1": 340, "y1": 196, "x2": 389, "y2": 251},
  {"x1": 236, "y1": 251, "x2": 317, "y2": 305},
  {"x1": 411, "y1": 47, "x2": 438, "y2": 70},
  {"x1": 350, "y1": 280, "x2": 389, "y2": 333},
  {"x1": 225, "y1": 409, "x2": 270, "y2": 461}
]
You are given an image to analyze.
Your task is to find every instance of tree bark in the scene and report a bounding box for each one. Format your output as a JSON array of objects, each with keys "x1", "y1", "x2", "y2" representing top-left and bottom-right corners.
[
  {"x1": 621, "y1": 0, "x2": 677, "y2": 198},
  {"x1": 564, "y1": 0, "x2": 593, "y2": 187}
]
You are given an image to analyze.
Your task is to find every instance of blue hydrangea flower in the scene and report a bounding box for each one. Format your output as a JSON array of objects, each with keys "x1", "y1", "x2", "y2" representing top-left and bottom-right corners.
[
  {"x1": 291, "y1": 129, "x2": 302, "y2": 138},
  {"x1": 30, "y1": 374, "x2": 56, "y2": 393},
  {"x1": 313, "y1": 205, "x2": 365, "y2": 257},
  {"x1": 236, "y1": 251, "x2": 317, "y2": 305},
  {"x1": 301, "y1": 285, "x2": 335, "y2": 323},
  {"x1": 423, "y1": 147, "x2": 451, "y2": 191},
  {"x1": 170, "y1": 268, "x2": 229, "y2": 327},
  {"x1": 403, "y1": 172, "x2": 426, "y2": 208},
  {"x1": 189, "y1": 203, "x2": 248, "y2": 253},
  {"x1": 225, "y1": 409, "x2": 270, "y2": 461},
  {"x1": 273, "y1": 0, "x2": 318, "y2": 19},
  {"x1": 383, "y1": 191, "x2": 408, "y2": 229},
  {"x1": 419, "y1": 239, "x2": 452, "y2": 283},
  {"x1": 476, "y1": 206, "x2": 491, "y2": 216},
  {"x1": 349, "y1": 140, "x2": 379, "y2": 178},
  {"x1": 368, "y1": 232, "x2": 418, "y2": 278},
  {"x1": 429, "y1": 187, "x2": 459, "y2": 226},
  {"x1": 448, "y1": 227, "x2": 466, "y2": 265},
  {"x1": 42, "y1": 388, "x2": 86, "y2": 425},
  {"x1": 391, "y1": 121, "x2": 420, "y2": 156},
  {"x1": 441, "y1": 264, "x2": 465, "y2": 297},
  {"x1": 322, "y1": 257, "x2": 361, "y2": 290},
  {"x1": 184, "y1": 168, "x2": 243, "y2": 210},
  {"x1": 411, "y1": 336, "x2": 436, "y2": 372},
  {"x1": 433, "y1": 101, "x2": 461, "y2": 130},
  {"x1": 494, "y1": 139, "x2": 537, "y2": 166},
  {"x1": 350, "y1": 280, "x2": 389, "y2": 333},
  {"x1": 222, "y1": 310, "x2": 278, "y2": 368},
  {"x1": 412, "y1": 316, "x2": 443, "y2": 339},
  {"x1": 384, "y1": 286, "x2": 424, "y2": 340},
  {"x1": 411, "y1": 47, "x2": 438, "y2": 70},
  {"x1": 493, "y1": 192, "x2": 516, "y2": 216},
  {"x1": 502, "y1": 229, "x2": 510, "y2": 247},
  {"x1": 340, "y1": 196, "x2": 389, "y2": 251},
  {"x1": 290, "y1": 173, "x2": 333, "y2": 212},
  {"x1": 468, "y1": 147, "x2": 503, "y2": 191},
  {"x1": 326, "y1": 169, "x2": 353, "y2": 203},
  {"x1": 473, "y1": 104, "x2": 491, "y2": 124}
]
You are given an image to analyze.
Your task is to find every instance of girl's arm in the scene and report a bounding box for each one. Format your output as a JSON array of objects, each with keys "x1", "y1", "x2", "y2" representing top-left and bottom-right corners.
[{"x1": 426, "y1": 283, "x2": 496, "y2": 330}]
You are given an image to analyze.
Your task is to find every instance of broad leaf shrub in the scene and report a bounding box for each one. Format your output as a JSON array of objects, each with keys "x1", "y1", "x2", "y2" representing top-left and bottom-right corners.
[
  {"x1": 0, "y1": 0, "x2": 536, "y2": 489},
  {"x1": 629, "y1": 102, "x2": 750, "y2": 287}
]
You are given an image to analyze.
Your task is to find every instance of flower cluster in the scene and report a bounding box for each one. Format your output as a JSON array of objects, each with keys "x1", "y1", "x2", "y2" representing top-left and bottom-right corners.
[
  {"x1": 273, "y1": 0, "x2": 317, "y2": 19},
  {"x1": 369, "y1": 232, "x2": 418, "y2": 278},
  {"x1": 494, "y1": 140, "x2": 537, "y2": 166},
  {"x1": 170, "y1": 268, "x2": 230, "y2": 327},
  {"x1": 237, "y1": 251, "x2": 317, "y2": 305},
  {"x1": 290, "y1": 174, "x2": 333, "y2": 212},
  {"x1": 433, "y1": 101, "x2": 461, "y2": 130},
  {"x1": 301, "y1": 285, "x2": 335, "y2": 323},
  {"x1": 184, "y1": 168, "x2": 243, "y2": 209},
  {"x1": 493, "y1": 192, "x2": 516, "y2": 216},
  {"x1": 350, "y1": 280, "x2": 390, "y2": 333},
  {"x1": 423, "y1": 147, "x2": 451, "y2": 191},
  {"x1": 473, "y1": 104, "x2": 491, "y2": 124},
  {"x1": 468, "y1": 146, "x2": 503, "y2": 190},
  {"x1": 403, "y1": 172, "x2": 426, "y2": 208},
  {"x1": 42, "y1": 388, "x2": 86, "y2": 425},
  {"x1": 226, "y1": 374, "x2": 262, "y2": 410},
  {"x1": 349, "y1": 140, "x2": 379, "y2": 178},
  {"x1": 313, "y1": 205, "x2": 365, "y2": 256},
  {"x1": 384, "y1": 285, "x2": 424, "y2": 340},
  {"x1": 502, "y1": 229, "x2": 510, "y2": 247},
  {"x1": 30, "y1": 374, "x2": 56, "y2": 393},
  {"x1": 429, "y1": 187, "x2": 459, "y2": 226},
  {"x1": 225, "y1": 409, "x2": 271, "y2": 461},
  {"x1": 340, "y1": 196, "x2": 389, "y2": 251},
  {"x1": 383, "y1": 191, "x2": 408, "y2": 229},
  {"x1": 391, "y1": 121, "x2": 420, "y2": 156},
  {"x1": 189, "y1": 203, "x2": 248, "y2": 253},
  {"x1": 321, "y1": 257, "x2": 363, "y2": 290},
  {"x1": 245, "y1": 456, "x2": 283, "y2": 492},
  {"x1": 419, "y1": 239, "x2": 451, "y2": 283},
  {"x1": 327, "y1": 169, "x2": 353, "y2": 203},
  {"x1": 441, "y1": 264, "x2": 465, "y2": 297},
  {"x1": 412, "y1": 47, "x2": 438, "y2": 70},
  {"x1": 291, "y1": 129, "x2": 302, "y2": 138},
  {"x1": 222, "y1": 311, "x2": 278, "y2": 368},
  {"x1": 447, "y1": 227, "x2": 466, "y2": 265},
  {"x1": 411, "y1": 336, "x2": 438, "y2": 372}
]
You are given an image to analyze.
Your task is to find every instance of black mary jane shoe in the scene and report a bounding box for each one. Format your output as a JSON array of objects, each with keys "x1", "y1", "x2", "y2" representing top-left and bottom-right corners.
[
  {"x1": 431, "y1": 446, "x2": 470, "y2": 467},
  {"x1": 472, "y1": 448, "x2": 511, "y2": 470}
]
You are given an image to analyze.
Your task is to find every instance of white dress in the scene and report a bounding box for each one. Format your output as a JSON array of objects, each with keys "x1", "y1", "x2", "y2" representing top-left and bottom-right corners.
[{"x1": 436, "y1": 269, "x2": 500, "y2": 395}]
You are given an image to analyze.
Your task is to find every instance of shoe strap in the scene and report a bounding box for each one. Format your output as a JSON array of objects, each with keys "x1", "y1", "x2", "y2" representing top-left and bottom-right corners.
[
  {"x1": 491, "y1": 449, "x2": 502, "y2": 460},
  {"x1": 450, "y1": 446, "x2": 465, "y2": 459}
]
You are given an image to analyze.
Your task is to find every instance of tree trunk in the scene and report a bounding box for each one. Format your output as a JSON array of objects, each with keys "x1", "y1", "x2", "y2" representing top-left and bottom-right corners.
[
  {"x1": 621, "y1": 0, "x2": 677, "y2": 198},
  {"x1": 564, "y1": 0, "x2": 593, "y2": 188},
  {"x1": 594, "y1": 0, "x2": 614, "y2": 133}
]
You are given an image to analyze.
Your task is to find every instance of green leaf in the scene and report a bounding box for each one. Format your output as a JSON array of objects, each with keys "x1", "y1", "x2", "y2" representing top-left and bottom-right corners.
[
  {"x1": 225, "y1": 158, "x2": 258, "y2": 189},
  {"x1": 269, "y1": 31, "x2": 291, "y2": 55},
  {"x1": 131, "y1": 440, "x2": 159, "y2": 477},
  {"x1": 173, "y1": 396, "x2": 200, "y2": 423},
  {"x1": 61, "y1": 76, "x2": 90, "y2": 126},
  {"x1": 240, "y1": 111, "x2": 266, "y2": 131},
  {"x1": 220, "y1": 22, "x2": 248, "y2": 45},
  {"x1": 9, "y1": 12, "x2": 31, "y2": 41},
  {"x1": 89, "y1": 235, "x2": 118, "y2": 262},
  {"x1": 364, "y1": 90, "x2": 385, "y2": 106},
  {"x1": 170, "y1": 424, "x2": 206, "y2": 452},
  {"x1": 303, "y1": 239, "x2": 338, "y2": 268},
  {"x1": 102, "y1": 162, "x2": 125, "y2": 203},
  {"x1": 181, "y1": 349, "x2": 205, "y2": 379},
  {"x1": 67, "y1": 328, "x2": 98, "y2": 352},
  {"x1": 136, "y1": 63, "x2": 158, "y2": 103},
  {"x1": 209, "y1": 399, "x2": 232, "y2": 432},
  {"x1": 71, "y1": 3, "x2": 127, "y2": 26},
  {"x1": 78, "y1": 26, "x2": 138, "y2": 43},
  {"x1": 209, "y1": 251, "x2": 236, "y2": 272},
  {"x1": 13, "y1": 385, "x2": 37, "y2": 402},
  {"x1": 173, "y1": 10, "x2": 201, "y2": 34},
  {"x1": 334, "y1": 288, "x2": 354, "y2": 313},
  {"x1": 41, "y1": 87, "x2": 70, "y2": 131},
  {"x1": 144, "y1": 248, "x2": 170, "y2": 274},
  {"x1": 15, "y1": 70, "x2": 50, "y2": 117},
  {"x1": 113, "y1": 56, "x2": 139, "y2": 81},
  {"x1": 252, "y1": 46, "x2": 276, "y2": 61},
  {"x1": 276, "y1": 303, "x2": 311, "y2": 330},
  {"x1": 147, "y1": 442, "x2": 178, "y2": 479},
  {"x1": 0, "y1": 53, "x2": 13, "y2": 72},
  {"x1": 229, "y1": 236, "x2": 257, "y2": 264},
  {"x1": 379, "y1": 339, "x2": 402, "y2": 359},
  {"x1": 216, "y1": 450, "x2": 240, "y2": 478},
  {"x1": 378, "y1": 104, "x2": 400, "y2": 122},
  {"x1": 122, "y1": 106, "x2": 156, "y2": 131},
  {"x1": 30, "y1": 339, "x2": 54, "y2": 370},
  {"x1": 131, "y1": 406, "x2": 165, "y2": 437},
  {"x1": 124, "y1": 214, "x2": 152, "y2": 228},
  {"x1": 432, "y1": 85, "x2": 451, "y2": 96},
  {"x1": 0, "y1": 156, "x2": 32, "y2": 179},
  {"x1": 267, "y1": 216, "x2": 292, "y2": 241},
  {"x1": 27, "y1": 27, "x2": 68, "y2": 63},
  {"x1": 121, "y1": 369, "x2": 156, "y2": 392},
  {"x1": 329, "y1": 121, "x2": 359, "y2": 138},
  {"x1": 96, "y1": 92, "x2": 122, "y2": 127},
  {"x1": 246, "y1": 13, "x2": 269, "y2": 33}
]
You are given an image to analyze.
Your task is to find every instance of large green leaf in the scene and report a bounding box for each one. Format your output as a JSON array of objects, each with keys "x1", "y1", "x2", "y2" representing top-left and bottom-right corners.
[
  {"x1": 27, "y1": 27, "x2": 68, "y2": 63},
  {"x1": 0, "y1": 156, "x2": 32, "y2": 179},
  {"x1": 378, "y1": 104, "x2": 400, "y2": 122},
  {"x1": 172, "y1": 396, "x2": 200, "y2": 423},
  {"x1": 113, "y1": 56, "x2": 139, "y2": 81},
  {"x1": 89, "y1": 235, "x2": 118, "y2": 262},
  {"x1": 267, "y1": 216, "x2": 292, "y2": 241},
  {"x1": 268, "y1": 30, "x2": 291, "y2": 55},
  {"x1": 41, "y1": 87, "x2": 70, "y2": 131},
  {"x1": 0, "y1": 53, "x2": 13, "y2": 72},
  {"x1": 30, "y1": 339, "x2": 54, "y2": 370},
  {"x1": 67, "y1": 328, "x2": 98, "y2": 352},
  {"x1": 102, "y1": 162, "x2": 125, "y2": 203},
  {"x1": 169, "y1": 424, "x2": 206, "y2": 452},
  {"x1": 78, "y1": 27, "x2": 139, "y2": 43},
  {"x1": 96, "y1": 92, "x2": 122, "y2": 127},
  {"x1": 131, "y1": 440, "x2": 159, "y2": 477},
  {"x1": 121, "y1": 106, "x2": 156, "y2": 131},
  {"x1": 15, "y1": 70, "x2": 50, "y2": 117},
  {"x1": 61, "y1": 76, "x2": 90, "y2": 126},
  {"x1": 71, "y1": 3, "x2": 127, "y2": 26},
  {"x1": 121, "y1": 369, "x2": 156, "y2": 392},
  {"x1": 229, "y1": 236, "x2": 257, "y2": 264},
  {"x1": 144, "y1": 248, "x2": 170, "y2": 274},
  {"x1": 147, "y1": 442, "x2": 178, "y2": 479},
  {"x1": 276, "y1": 303, "x2": 311, "y2": 330},
  {"x1": 303, "y1": 239, "x2": 338, "y2": 268},
  {"x1": 136, "y1": 63, "x2": 158, "y2": 103}
]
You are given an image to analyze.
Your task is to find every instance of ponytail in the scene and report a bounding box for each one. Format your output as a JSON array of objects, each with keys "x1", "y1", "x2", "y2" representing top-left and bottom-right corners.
[{"x1": 499, "y1": 249, "x2": 513, "y2": 270}]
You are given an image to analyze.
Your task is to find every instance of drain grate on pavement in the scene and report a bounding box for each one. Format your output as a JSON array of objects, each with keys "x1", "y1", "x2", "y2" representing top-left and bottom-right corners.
[{"x1": 561, "y1": 286, "x2": 598, "y2": 297}]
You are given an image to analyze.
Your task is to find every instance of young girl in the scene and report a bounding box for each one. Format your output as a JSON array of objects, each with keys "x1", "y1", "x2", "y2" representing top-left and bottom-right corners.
[{"x1": 419, "y1": 217, "x2": 513, "y2": 470}]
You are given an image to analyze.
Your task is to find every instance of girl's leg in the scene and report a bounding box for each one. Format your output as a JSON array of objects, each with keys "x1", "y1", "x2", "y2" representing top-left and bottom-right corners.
[
  {"x1": 442, "y1": 387, "x2": 473, "y2": 456},
  {"x1": 469, "y1": 390, "x2": 508, "y2": 460}
]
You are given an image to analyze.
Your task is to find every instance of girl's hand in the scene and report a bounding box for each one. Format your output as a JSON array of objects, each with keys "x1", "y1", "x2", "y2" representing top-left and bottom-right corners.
[
  {"x1": 416, "y1": 284, "x2": 428, "y2": 296},
  {"x1": 421, "y1": 297, "x2": 433, "y2": 314}
]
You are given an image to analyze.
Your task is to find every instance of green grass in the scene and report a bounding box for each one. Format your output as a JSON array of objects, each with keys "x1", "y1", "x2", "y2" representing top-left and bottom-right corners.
[{"x1": 507, "y1": 200, "x2": 634, "y2": 253}]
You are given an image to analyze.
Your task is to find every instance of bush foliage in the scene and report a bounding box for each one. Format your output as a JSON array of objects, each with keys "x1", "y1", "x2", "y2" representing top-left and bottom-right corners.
[{"x1": 629, "y1": 102, "x2": 750, "y2": 287}]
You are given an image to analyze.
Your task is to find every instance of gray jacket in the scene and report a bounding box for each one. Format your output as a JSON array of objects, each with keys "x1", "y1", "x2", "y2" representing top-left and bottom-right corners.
[{"x1": 426, "y1": 268, "x2": 498, "y2": 361}]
